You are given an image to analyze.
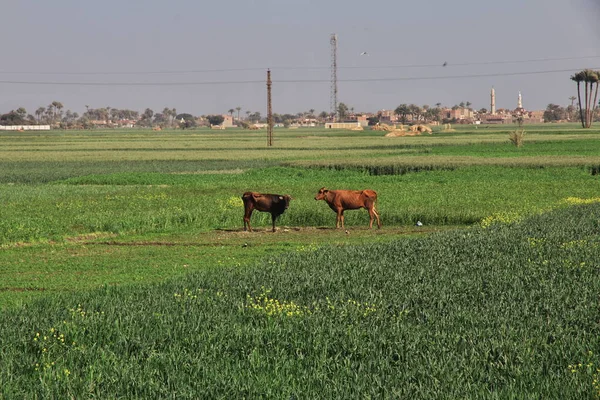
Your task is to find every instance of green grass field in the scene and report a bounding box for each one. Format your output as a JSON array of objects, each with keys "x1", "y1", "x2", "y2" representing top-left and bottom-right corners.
[{"x1": 0, "y1": 124, "x2": 599, "y2": 398}]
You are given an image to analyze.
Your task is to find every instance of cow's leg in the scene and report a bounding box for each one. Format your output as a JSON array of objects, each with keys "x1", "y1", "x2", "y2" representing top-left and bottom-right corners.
[
  {"x1": 367, "y1": 206, "x2": 382, "y2": 229},
  {"x1": 368, "y1": 206, "x2": 381, "y2": 229},
  {"x1": 243, "y1": 208, "x2": 254, "y2": 232},
  {"x1": 373, "y1": 207, "x2": 382, "y2": 229},
  {"x1": 271, "y1": 213, "x2": 277, "y2": 232},
  {"x1": 338, "y1": 210, "x2": 345, "y2": 229}
]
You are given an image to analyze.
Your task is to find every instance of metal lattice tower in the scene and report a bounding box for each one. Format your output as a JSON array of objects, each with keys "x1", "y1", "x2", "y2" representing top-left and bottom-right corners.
[{"x1": 330, "y1": 33, "x2": 338, "y2": 122}]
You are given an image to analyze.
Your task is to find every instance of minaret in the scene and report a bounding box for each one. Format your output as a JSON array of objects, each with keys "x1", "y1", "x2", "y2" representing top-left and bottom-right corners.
[
  {"x1": 517, "y1": 91, "x2": 523, "y2": 109},
  {"x1": 490, "y1": 87, "x2": 496, "y2": 115}
]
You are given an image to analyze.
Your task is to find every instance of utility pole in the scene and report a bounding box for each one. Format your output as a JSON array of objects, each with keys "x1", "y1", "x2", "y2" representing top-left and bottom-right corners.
[
  {"x1": 267, "y1": 69, "x2": 273, "y2": 146},
  {"x1": 330, "y1": 33, "x2": 338, "y2": 122}
]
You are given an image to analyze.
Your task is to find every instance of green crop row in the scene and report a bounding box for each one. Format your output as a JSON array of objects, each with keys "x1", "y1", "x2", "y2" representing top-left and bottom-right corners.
[
  {"x1": 1, "y1": 127, "x2": 599, "y2": 184},
  {"x1": 0, "y1": 166, "x2": 598, "y2": 246},
  {"x1": 1, "y1": 203, "x2": 598, "y2": 398}
]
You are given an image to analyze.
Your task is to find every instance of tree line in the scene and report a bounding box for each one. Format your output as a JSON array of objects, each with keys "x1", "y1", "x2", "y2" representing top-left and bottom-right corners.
[
  {"x1": 0, "y1": 103, "x2": 201, "y2": 129},
  {"x1": 542, "y1": 103, "x2": 593, "y2": 123},
  {"x1": 3, "y1": 74, "x2": 599, "y2": 129},
  {"x1": 570, "y1": 69, "x2": 600, "y2": 128},
  {"x1": 0, "y1": 102, "x2": 269, "y2": 129},
  {"x1": 542, "y1": 69, "x2": 600, "y2": 126},
  {"x1": 0, "y1": 100, "x2": 478, "y2": 129}
]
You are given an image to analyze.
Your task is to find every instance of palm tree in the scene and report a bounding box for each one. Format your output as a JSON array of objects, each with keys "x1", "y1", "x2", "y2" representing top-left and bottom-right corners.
[
  {"x1": 142, "y1": 108, "x2": 154, "y2": 127},
  {"x1": 583, "y1": 70, "x2": 592, "y2": 127},
  {"x1": 572, "y1": 69, "x2": 600, "y2": 128},
  {"x1": 111, "y1": 108, "x2": 120, "y2": 123},
  {"x1": 162, "y1": 107, "x2": 172, "y2": 127},
  {"x1": 408, "y1": 104, "x2": 422, "y2": 121},
  {"x1": 228, "y1": 108, "x2": 235, "y2": 121},
  {"x1": 571, "y1": 71, "x2": 586, "y2": 128},
  {"x1": 46, "y1": 104, "x2": 55, "y2": 123},
  {"x1": 35, "y1": 107, "x2": 45, "y2": 123},
  {"x1": 52, "y1": 101, "x2": 63, "y2": 122},
  {"x1": 587, "y1": 71, "x2": 600, "y2": 128},
  {"x1": 569, "y1": 96, "x2": 577, "y2": 108},
  {"x1": 250, "y1": 112, "x2": 261, "y2": 122},
  {"x1": 337, "y1": 103, "x2": 349, "y2": 120},
  {"x1": 394, "y1": 104, "x2": 410, "y2": 124}
]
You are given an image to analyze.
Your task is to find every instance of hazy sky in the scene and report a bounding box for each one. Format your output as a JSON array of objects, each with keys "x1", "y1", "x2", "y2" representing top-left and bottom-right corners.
[{"x1": 1, "y1": 0, "x2": 599, "y2": 117}]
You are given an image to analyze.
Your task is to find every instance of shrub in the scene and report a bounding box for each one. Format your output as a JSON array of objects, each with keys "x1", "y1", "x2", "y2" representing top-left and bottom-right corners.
[{"x1": 509, "y1": 128, "x2": 526, "y2": 147}]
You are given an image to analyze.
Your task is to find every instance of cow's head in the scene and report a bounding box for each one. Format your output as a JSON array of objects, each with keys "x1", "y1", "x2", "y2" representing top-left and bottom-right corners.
[
  {"x1": 279, "y1": 195, "x2": 292, "y2": 209},
  {"x1": 314, "y1": 187, "x2": 329, "y2": 201}
]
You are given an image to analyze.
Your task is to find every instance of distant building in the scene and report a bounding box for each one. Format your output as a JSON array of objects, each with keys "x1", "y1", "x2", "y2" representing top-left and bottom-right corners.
[
  {"x1": 0, "y1": 125, "x2": 51, "y2": 131},
  {"x1": 442, "y1": 107, "x2": 474, "y2": 121},
  {"x1": 325, "y1": 122, "x2": 361, "y2": 129},
  {"x1": 377, "y1": 109, "x2": 398, "y2": 123},
  {"x1": 114, "y1": 119, "x2": 136, "y2": 128},
  {"x1": 297, "y1": 118, "x2": 318, "y2": 127},
  {"x1": 89, "y1": 120, "x2": 109, "y2": 127},
  {"x1": 479, "y1": 114, "x2": 512, "y2": 124},
  {"x1": 356, "y1": 115, "x2": 369, "y2": 127},
  {"x1": 528, "y1": 110, "x2": 544, "y2": 121},
  {"x1": 479, "y1": 89, "x2": 544, "y2": 124},
  {"x1": 222, "y1": 114, "x2": 234, "y2": 128},
  {"x1": 518, "y1": 110, "x2": 544, "y2": 124}
]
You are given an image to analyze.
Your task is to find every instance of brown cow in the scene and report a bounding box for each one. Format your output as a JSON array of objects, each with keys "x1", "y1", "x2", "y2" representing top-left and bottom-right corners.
[
  {"x1": 242, "y1": 192, "x2": 292, "y2": 232},
  {"x1": 314, "y1": 187, "x2": 381, "y2": 229}
]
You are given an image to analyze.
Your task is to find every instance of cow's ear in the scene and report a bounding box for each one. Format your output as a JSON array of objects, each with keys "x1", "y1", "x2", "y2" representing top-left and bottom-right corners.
[{"x1": 323, "y1": 189, "x2": 329, "y2": 194}]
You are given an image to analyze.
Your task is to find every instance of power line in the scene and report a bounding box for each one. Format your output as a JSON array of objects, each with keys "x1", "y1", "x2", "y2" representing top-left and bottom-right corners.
[
  {"x1": 0, "y1": 67, "x2": 595, "y2": 87},
  {"x1": 0, "y1": 67, "x2": 268, "y2": 75},
  {"x1": 340, "y1": 55, "x2": 600, "y2": 70},
  {"x1": 0, "y1": 79, "x2": 264, "y2": 86},
  {"x1": 0, "y1": 55, "x2": 599, "y2": 76},
  {"x1": 280, "y1": 67, "x2": 600, "y2": 83}
]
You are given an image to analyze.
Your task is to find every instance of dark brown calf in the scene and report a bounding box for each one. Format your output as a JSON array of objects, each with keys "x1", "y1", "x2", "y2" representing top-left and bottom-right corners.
[
  {"x1": 242, "y1": 192, "x2": 292, "y2": 232},
  {"x1": 314, "y1": 187, "x2": 381, "y2": 229}
]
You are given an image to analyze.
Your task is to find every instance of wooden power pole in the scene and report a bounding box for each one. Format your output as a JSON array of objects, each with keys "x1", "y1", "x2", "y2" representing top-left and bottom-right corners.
[{"x1": 267, "y1": 69, "x2": 273, "y2": 146}]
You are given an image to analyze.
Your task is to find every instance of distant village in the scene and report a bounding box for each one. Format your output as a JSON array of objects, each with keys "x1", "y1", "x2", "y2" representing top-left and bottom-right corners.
[
  {"x1": 309, "y1": 89, "x2": 545, "y2": 130},
  {"x1": 0, "y1": 87, "x2": 579, "y2": 131}
]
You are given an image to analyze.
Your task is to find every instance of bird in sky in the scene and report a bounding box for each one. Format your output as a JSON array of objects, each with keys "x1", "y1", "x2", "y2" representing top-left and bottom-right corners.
[
  {"x1": 442, "y1": 61, "x2": 448, "y2": 67},
  {"x1": 360, "y1": 51, "x2": 368, "y2": 56}
]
